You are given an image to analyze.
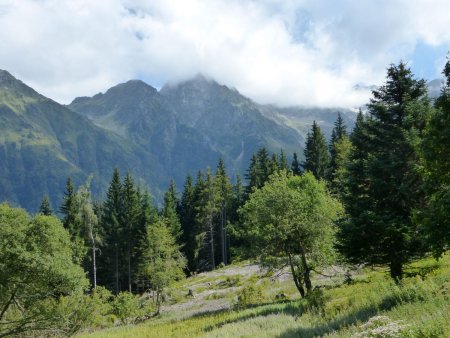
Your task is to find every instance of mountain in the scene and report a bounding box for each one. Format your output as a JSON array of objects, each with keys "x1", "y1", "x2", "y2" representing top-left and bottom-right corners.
[
  {"x1": 0, "y1": 70, "x2": 165, "y2": 212},
  {"x1": 69, "y1": 75, "x2": 306, "y2": 179}
]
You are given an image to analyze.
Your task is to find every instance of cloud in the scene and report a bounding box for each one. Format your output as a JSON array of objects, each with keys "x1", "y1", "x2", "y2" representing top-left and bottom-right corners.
[{"x1": 0, "y1": 0, "x2": 449, "y2": 107}]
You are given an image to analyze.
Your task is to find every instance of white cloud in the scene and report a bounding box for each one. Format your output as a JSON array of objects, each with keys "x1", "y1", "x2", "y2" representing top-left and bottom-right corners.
[{"x1": 0, "y1": 0, "x2": 449, "y2": 107}]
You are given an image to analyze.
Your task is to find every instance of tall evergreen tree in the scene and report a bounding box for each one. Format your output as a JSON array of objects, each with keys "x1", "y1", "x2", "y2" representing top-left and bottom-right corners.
[
  {"x1": 279, "y1": 149, "x2": 289, "y2": 172},
  {"x1": 215, "y1": 159, "x2": 232, "y2": 265},
  {"x1": 38, "y1": 196, "x2": 52, "y2": 216},
  {"x1": 291, "y1": 152, "x2": 301, "y2": 176},
  {"x1": 196, "y1": 168, "x2": 220, "y2": 270},
  {"x1": 60, "y1": 177, "x2": 77, "y2": 237},
  {"x1": 101, "y1": 168, "x2": 123, "y2": 294},
  {"x1": 328, "y1": 113, "x2": 348, "y2": 182},
  {"x1": 179, "y1": 174, "x2": 197, "y2": 273},
  {"x1": 120, "y1": 172, "x2": 142, "y2": 292},
  {"x1": 419, "y1": 60, "x2": 450, "y2": 257},
  {"x1": 339, "y1": 62, "x2": 430, "y2": 281},
  {"x1": 303, "y1": 121, "x2": 329, "y2": 179},
  {"x1": 162, "y1": 179, "x2": 182, "y2": 240}
]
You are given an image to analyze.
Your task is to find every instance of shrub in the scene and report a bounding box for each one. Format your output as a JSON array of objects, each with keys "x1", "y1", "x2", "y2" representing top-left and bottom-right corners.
[{"x1": 236, "y1": 283, "x2": 265, "y2": 309}]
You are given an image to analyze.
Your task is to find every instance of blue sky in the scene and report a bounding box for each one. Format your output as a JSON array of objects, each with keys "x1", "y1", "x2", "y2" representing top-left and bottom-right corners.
[{"x1": 0, "y1": 0, "x2": 449, "y2": 108}]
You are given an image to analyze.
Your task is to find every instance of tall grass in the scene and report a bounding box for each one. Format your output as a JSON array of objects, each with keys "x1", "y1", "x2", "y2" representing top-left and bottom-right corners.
[{"x1": 78, "y1": 253, "x2": 450, "y2": 338}]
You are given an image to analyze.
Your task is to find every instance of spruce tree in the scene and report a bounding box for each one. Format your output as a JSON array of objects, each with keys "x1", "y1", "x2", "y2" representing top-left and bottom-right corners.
[
  {"x1": 179, "y1": 174, "x2": 197, "y2": 272},
  {"x1": 303, "y1": 121, "x2": 329, "y2": 179},
  {"x1": 60, "y1": 177, "x2": 78, "y2": 237},
  {"x1": 419, "y1": 60, "x2": 450, "y2": 257},
  {"x1": 120, "y1": 172, "x2": 142, "y2": 292},
  {"x1": 339, "y1": 62, "x2": 430, "y2": 281},
  {"x1": 215, "y1": 159, "x2": 232, "y2": 265},
  {"x1": 101, "y1": 168, "x2": 123, "y2": 294},
  {"x1": 291, "y1": 153, "x2": 301, "y2": 176},
  {"x1": 279, "y1": 149, "x2": 289, "y2": 171},
  {"x1": 328, "y1": 113, "x2": 348, "y2": 182},
  {"x1": 162, "y1": 179, "x2": 182, "y2": 240},
  {"x1": 39, "y1": 196, "x2": 52, "y2": 216}
]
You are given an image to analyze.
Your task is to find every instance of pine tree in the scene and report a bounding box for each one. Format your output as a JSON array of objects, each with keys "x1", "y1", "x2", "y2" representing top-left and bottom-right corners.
[
  {"x1": 179, "y1": 174, "x2": 196, "y2": 272},
  {"x1": 101, "y1": 168, "x2": 123, "y2": 294},
  {"x1": 120, "y1": 172, "x2": 142, "y2": 292},
  {"x1": 279, "y1": 149, "x2": 289, "y2": 171},
  {"x1": 60, "y1": 177, "x2": 78, "y2": 237},
  {"x1": 245, "y1": 153, "x2": 259, "y2": 193},
  {"x1": 39, "y1": 196, "x2": 52, "y2": 216},
  {"x1": 419, "y1": 60, "x2": 450, "y2": 257},
  {"x1": 162, "y1": 179, "x2": 181, "y2": 240},
  {"x1": 196, "y1": 168, "x2": 220, "y2": 270},
  {"x1": 303, "y1": 121, "x2": 330, "y2": 180},
  {"x1": 339, "y1": 62, "x2": 430, "y2": 281},
  {"x1": 291, "y1": 153, "x2": 301, "y2": 176},
  {"x1": 328, "y1": 113, "x2": 348, "y2": 182},
  {"x1": 215, "y1": 159, "x2": 232, "y2": 265}
]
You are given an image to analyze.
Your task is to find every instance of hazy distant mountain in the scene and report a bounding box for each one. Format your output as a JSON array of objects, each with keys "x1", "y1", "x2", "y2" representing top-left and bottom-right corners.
[
  {"x1": 0, "y1": 70, "x2": 164, "y2": 211},
  {"x1": 427, "y1": 79, "x2": 445, "y2": 98},
  {"x1": 1, "y1": 70, "x2": 358, "y2": 211}
]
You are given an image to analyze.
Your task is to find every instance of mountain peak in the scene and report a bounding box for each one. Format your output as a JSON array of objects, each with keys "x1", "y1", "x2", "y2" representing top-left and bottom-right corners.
[{"x1": 0, "y1": 69, "x2": 15, "y2": 82}]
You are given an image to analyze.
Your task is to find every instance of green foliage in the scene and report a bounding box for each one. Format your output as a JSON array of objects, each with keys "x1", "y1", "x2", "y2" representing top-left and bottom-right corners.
[
  {"x1": 140, "y1": 217, "x2": 187, "y2": 313},
  {"x1": 236, "y1": 283, "x2": 266, "y2": 309},
  {"x1": 39, "y1": 195, "x2": 53, "y2": 215},
  {"x1": 418, "y1": 60, "x2": 450, "y2": 258},
  {"x1": 339, "y1": 62, "x2": 431, "y2": 281},
  {"x1": 240, "y1": 172, "x2": 343, "y2": 296},
  {"x1": 0, "y1": 203, "x2": 88, "y2": 337},
  {"x1": 303, "y1": 121, "x2": 330, "y2": 180},
  {"x1": 111, "y1": 292, "x2": 147, "y2": 325}
]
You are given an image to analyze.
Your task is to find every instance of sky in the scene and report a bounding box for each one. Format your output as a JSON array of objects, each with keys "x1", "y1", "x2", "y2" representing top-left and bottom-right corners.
[{"x1": 0, "y1": 0, "x2": 449, "y2": 108}]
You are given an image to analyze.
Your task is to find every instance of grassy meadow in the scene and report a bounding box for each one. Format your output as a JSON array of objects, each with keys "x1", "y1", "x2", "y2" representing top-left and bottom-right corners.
[{"x1": 78, "y1": 254, "x2": 450, "y2": 338}]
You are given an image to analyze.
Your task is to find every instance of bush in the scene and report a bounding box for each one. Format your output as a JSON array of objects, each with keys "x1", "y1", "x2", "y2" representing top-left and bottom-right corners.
[
  {"x1": 236, "y1": 283, "x2": 265, "y2": 309},
  {"x1": 111, "y1": 292, "x2": 154, "y2": 324}
]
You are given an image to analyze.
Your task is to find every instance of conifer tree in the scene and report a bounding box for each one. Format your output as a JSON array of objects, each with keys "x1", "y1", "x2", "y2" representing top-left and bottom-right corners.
[
  {"x1": 303, "y1": 121, "x2": 329, "y2": 180},
  {"x1": 215, "y1": 159, "x2": 232, "y2": 265},
  {"x1": 419, "y1": 60, "x2": 450, "y2": 257},
  {"x1": 179, "y1": 175, "x2": 196, "y2": 272},
  {"x1": 291, "y1": 153, "x2": 301, "y2": 176},
  {"x1": 39, "y1": 196, "x2": 52, "y2": 216},
  {"x1": 121, "y1": 172, "x2": 142, "y2": 292},
  {"x1": 162, "y1": 179, "x2": 182, "y2": 240},
  {"x1": 60, "y1": 177, "x2": 78, "y2": 237},
  {"x1": 328, "y1": 113, "x2": 348, "y2": 182},
  {"x1": 101, "y1": 168, "x2": 123, "y2": 294},
  {"x1": 339, "y1": 62, "x2": 430, "y2": 281},
  {"x1": 279, "y1": 149, "x2": 289, "y2": 171}
]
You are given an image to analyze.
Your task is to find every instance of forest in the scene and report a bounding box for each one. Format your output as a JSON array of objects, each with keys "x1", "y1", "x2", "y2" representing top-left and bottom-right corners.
[{"x1": 0, "y1": 60, "x2": 449, "y2": 337}]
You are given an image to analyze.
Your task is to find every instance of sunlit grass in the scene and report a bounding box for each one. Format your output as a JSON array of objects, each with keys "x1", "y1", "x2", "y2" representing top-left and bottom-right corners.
[{"x1": 79, "y1": 253, "x2": 450, "y2": 338}]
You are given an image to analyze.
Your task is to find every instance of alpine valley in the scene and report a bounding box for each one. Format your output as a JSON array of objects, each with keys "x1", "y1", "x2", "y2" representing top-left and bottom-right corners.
[{"x1": 1, "y1": 69, "x2": 357, "y2": 211}]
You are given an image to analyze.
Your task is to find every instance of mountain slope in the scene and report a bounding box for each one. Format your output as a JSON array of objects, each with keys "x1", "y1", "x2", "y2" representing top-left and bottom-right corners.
[
  {"x1": 70, "y1": 75, "x2": 306, "y2": 181},
  {"x1": 0, "y1": 70, "x2": 164, "y2": 211}
]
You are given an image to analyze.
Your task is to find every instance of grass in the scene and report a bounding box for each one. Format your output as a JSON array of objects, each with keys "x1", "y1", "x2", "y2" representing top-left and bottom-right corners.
[{"x1": 78, "y1": 253, "x2": 450, "y2": 338}]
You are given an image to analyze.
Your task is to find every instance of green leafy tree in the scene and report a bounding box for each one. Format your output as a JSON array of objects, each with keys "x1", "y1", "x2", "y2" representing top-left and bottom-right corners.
[
  {"x1": 0, "y1": 203, "x2": 88, "y2": 337},
  {"x1": 140, "y1": 218, "x2": 186, "y2": 315},
  {"x1": 418, "y1": 60, "x2": 450, "y2": 257},
  {"x1": 240, "y1": 172, "x2": 342, "y2": 297},
  {"x1": 76, "y1": 178, "x2": 100, "y2": 288},
  {"x1": 339, "y1": 62, "x2": 430, "y2": 281},
  {"x1": 303, "y1": 121, "x2": 330, "y2": 179},
  {"x1": 39, "y1": 195, "x2": 52, "y2": 216},
  {"x1": 196, "y1": 168, "x2": 220, "y2": 270}
]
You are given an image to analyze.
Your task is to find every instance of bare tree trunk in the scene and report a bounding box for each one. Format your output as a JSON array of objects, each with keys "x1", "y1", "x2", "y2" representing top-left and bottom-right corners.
[
  {"x1": 300, "y1": 249, "x2": 312, "y2": 293},
  {"x1": 115, "y1": 243, "x2": 119, "y2": 294},
  {"x1": 220, "y1": 206, "x2": 226, "y2": 265},
  {"x1": 209, "y1": 217, "x2": 215, "y2": 270},
  {"x1": 127, "y1": 238, "x2": 132, "y2": 293},
  {"x1": 92, "y1": 242, "x2": 97, "y2": 289},
  {"x1": 288, "y1": 252, "x2": 305, "y2": 298}
]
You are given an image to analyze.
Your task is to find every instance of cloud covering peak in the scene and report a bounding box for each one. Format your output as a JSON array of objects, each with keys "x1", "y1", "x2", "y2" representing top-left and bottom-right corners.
[{"x1": 0, "y1": 0, "x2": 449, "y2": 107}]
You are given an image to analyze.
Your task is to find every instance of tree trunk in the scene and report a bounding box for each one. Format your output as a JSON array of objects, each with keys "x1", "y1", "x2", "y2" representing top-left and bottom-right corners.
[
  {"x1": 114, "y1": 243, "x2": 119, "y2": 294},
  {"x1": 288, "y1": 252, "x2": 305, "y2": 298},
  {"x1": 389, "y1": 260, "x2": 403, "y2": 283},
  {"x1": 92, "y1": 242, "x2": 97, "y2": 289},
  {"x1": 220, "y1": 207, "x2": 225, "y2": 265},
  {"x1": 300, "y1": 249, "x2": 312, "y2": 294},
  {"x1": 127, "y1": 237, "x2": 132, "y2": 293},
  {"x1": 209, "y1": 217, "x2": 215, "y2": 270}
]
